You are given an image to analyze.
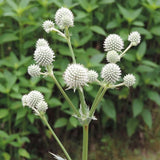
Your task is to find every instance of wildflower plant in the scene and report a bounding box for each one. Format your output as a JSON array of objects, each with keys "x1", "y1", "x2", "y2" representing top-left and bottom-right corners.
[{"x1": 22, "y1": 7, "x2": 141, "y2": 160}]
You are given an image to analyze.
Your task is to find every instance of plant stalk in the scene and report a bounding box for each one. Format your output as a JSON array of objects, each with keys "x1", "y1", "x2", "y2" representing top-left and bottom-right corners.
[
  {"x1": 120, "y1": 43, "x2": 132, "y2": 58},
  {"x1": 65, "y1": 27, "x2": 76, "y2": 63},
  {"x1": 78, "y1": 89, "x2": 87, "y2": 115},
  {"x1": 41, "y1": 115, "x2": 72, "y2": 160},
  {"x1": 89, "y1": 86, "x2": 108, "y2": 117},
  {"x1": 82, "y1": 125, "x2": 89, "y2": 160},
  {"x1": 49, "y1": 73, "x2": 80, "y2": 117}
]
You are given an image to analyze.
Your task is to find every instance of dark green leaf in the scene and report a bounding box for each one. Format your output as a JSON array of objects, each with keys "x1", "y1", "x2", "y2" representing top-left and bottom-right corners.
[
  {"x1": 141, "y1": 109, "x2": 152, "y2": 129},
  {"x1": 132, "y1": 99, "x2": 143, "y2": 117}
]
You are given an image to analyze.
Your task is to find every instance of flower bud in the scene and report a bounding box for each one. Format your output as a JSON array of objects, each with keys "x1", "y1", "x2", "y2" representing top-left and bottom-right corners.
[
  {"x1": 128, "y1": 31, "x2": 141, "y2": 46},
  {"x1": 88, "y1": 70, "x2": 98, "y2": 82},
  {"x1": 55, "y1": 7, "x2": 74, "y2": 29},
  {"x1": 101, "y1": 63, "x2": 121, "y2": 84},
  {"x1": 123, "y1": 74, "x2": 136, "y2": 87},
  {"x1": 63, "y1": 64, "x2": 88, "y2": 91},
  {"x1": 104, "y1": 34, "x2": 124, "y2": 52},
  {"x1": 36, "y1": 100, "x2": 48, "y2": 114},
  {"x1": 42, "y1": 20, "x2": 55, "y2": 33},
  {"x1": 106, "y1": 50, "x2": 120, "y2": 63},
  {"x1": 28, "y1": 64, "x2": 41, "y2": 77},
  {"x1": 27, "y1": 90, "x2": 44, "y2": 108},
  {"x1": 36, "y1": 38, "x2": 49, "y2": 48},
  {"x1": 34, "y1": 46, "x2": 55, "y2": 67}
]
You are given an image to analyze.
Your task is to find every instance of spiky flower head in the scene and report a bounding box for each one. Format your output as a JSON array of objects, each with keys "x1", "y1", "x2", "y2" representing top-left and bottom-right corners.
[
  {"x1": 104, "y1": 34, "x2": 124, "y2": 52},
  {"x1": 36, "y1": 100, "x2": 48, "y2": 114},
  {"x1": 63, "y1": 64, "x2": 88, "y2": 91},
  {"x1": 55, "y1": 7, "x2": 74, "y2": 29},
  {"x1": 28, "y1": 64, "x2": 41, "y2": 77},
  {"x1": 22, "y1": 95, "x2": 28, "y2": 107},
  {"x1": 101, "y1": 63, "x2": 121, "y2": 84},
  {"x1": 42, "y1": 20, "x2": 55, "y2": 33},
  {"x1": 27, "y1": 90, "x2": 44, "y2": 108},
  {"x1": 128, "y1": 31, "x2": 141, "y2": 46},
  {"x1": 34, "y1": 46, "x2": 55, "y2": 67},
  {"x1": 106, "y1": 50, "x2": 120, "y2": 63},
  {"x1": 88, "y1": 70, "x2": 98, "y2": 82},
  {"x1": 36, "y1": 38, "x2": 49, "y2": 48},
  {"x1": 123, "y1": 74, "x2": 136, "y2": 87}
]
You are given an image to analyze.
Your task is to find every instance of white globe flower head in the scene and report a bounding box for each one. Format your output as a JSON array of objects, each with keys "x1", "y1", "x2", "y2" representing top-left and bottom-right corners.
[
  {"x1": 36, "y1": 38, "x2": 49, "y2": 48},
  {"x1": 104, "y1": 34, "x2": 124, "y2": 52},
  {"x1": 106, "y1": 50, "x2": 120, "y2": 63},
  {"x1": 88, "y1": 70, "x2": 98, "y2": 82},
  {"x1": 63, "y1": 64, "x2": 88, "y2": 91},
  {"x1": 101, "y1": 63, "x2": 121, "y2": 84},
  {"x1": 42, "y1": 20, "x2": 55, "y2": 33},
  {"x1": 27, "y1": 90, "x2": 44, "y2": 108},
  {"x1": 28, "y1": 64, "x2": 41, "y2": 77},
  {"x1": 22, "y1": 94, "x2": 28, "y2": 107},
  {"x1": 55, "y1": 7, "x2": 74, "y2": 29},
  {"x1": 34, "y1": 46, "x2": 55, "y2": 67},
  {"x1": 123, "y1": 74, "x2": 136, "y2": 87},
  {"x1": 36, "y1": 100, "x2": 48, "y2": 114},
  {"x1": 128, "y1": 31, "x2": 141, "y2": 46}
]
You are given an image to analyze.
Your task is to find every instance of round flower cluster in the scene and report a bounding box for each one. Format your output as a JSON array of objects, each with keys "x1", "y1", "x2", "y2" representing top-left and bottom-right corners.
[
  {"x1": 36, "y1": 38, "x2": 49, "y2": 48},
  {"x1": 28, "y1": 64, "x2": 41, "y2": 77},
  {"x1": 55, "y1": 7, "x2": 74, "y2": 29},
  {"x1": 104, "y1": 34, "x2": 124, "y2": 52},
  {"x1": 22, "y1": 90, "x2": 48, "y2": 115},
  {"x1": 106, "y1": 50, "x2": 120, "y2": 63},
  {"x1": 63, "y1": 64, "x2": 88, "y2": 91},
  {"x1": 88, "y1": 70, "x2": 98, "y2": 82},
  {"x1": 101, "y1": 63, "x2": 121, "y2": 84},
  {"x1": 34, "y1": 46, "x2": 55, "y2": 67},
  {"x1": 42, "y1": 20, "x2": 55, "y2": 33},
  {"x1": 128, "y1": 31, "x2": 141, "y2": 46},
  {"x1": 123, "y1": 74, "x2": 136, "y2": 87}
]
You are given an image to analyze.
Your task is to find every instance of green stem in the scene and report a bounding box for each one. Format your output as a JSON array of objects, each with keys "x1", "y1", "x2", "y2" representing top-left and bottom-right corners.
[
  {"x1": 65, "y1": 27, "x2": 76, "y2": 63},
  {"x1": 41, "y1": 115, "x2": 72, "y2": 160},
  {"x1": 78, "y1": 89, "x2": 87, "y2": 115},
  {"x1": 89, "y1": 86, "x2": 108, "y2": 117},
  {"x1": 49, "y1": 72, "x2": 80, "y2": 117},
  {"x1": 19, "y1": 21, "x2": 23, "y2": 55},
  {"x1": 119, "y1": 43, "x2": 132, "y2": 58},
  {"x1": 82, "y1": 125, "x2": 89, "y2": 160}
]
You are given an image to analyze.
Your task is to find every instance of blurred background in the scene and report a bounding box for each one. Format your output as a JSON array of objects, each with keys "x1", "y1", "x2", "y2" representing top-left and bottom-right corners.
[{"x1": 0, "y1": 0, "x2": 160, "y2": 159}]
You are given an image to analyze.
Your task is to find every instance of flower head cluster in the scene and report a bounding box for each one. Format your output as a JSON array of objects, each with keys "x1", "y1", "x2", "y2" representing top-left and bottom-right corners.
[
  {"x1": 36, "y1": 38, "x2": 49, "y2": 48},
  {"x1": 106, "y1": 50, "x2": 120, "y2": 63},
  {"x1": 22, "y1": 90, "x2": 48, "y2": 115},
  {"x1": 34, "y1": 46, "x2": 55, "y2": 67},
  {"x1": 28, "y1": 64, "x2": 41, "y2": 77},
  {"x1": 128, "y1": 31, "x2": 141, "y2": 46},
  {"x1": 88, "y1": 70, "x2": 98, "y2": 83},
  {"x1": 101, "y1": 63, "x2": 121, "y2": 84},
  {"x1": 63, "y1": 64, "x2": 88, "y2": 91},
  {"x1": 104, "y1": 34, "x2": 124, "y2": 52},
  {"x1": 55, "y1": 7, "x2": 74, "y2": 29},
  {"x1": 123, "y1": 74, "x2": 136, "y2": 87},
  {"x1": 42, "y1": 20, "x2": 55, "y2": 33}
]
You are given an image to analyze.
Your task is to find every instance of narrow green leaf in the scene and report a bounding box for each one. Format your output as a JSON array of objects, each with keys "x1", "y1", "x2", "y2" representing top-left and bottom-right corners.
[
  {"x1": 132, "y1": 99, "x2": 143, "y2": 117},
  {"x1": 54, "y1": 118, "x2": 68, "y2": 128},
  {"x1": 18, "y1": 148, "x2": 30, "y2": 159},
  {"x1": 147, "y1": 91, "x2": 160, "y2": 106},
  {"x1": 69, "y1": 117, "x2": 78, "y2": 127},
  {"x1": 102, "y1": 99, "x2": 116, "y2": 121},
  {"x1": 0, "y1": 109, "x2": 9, "y2": 119},
  {"x1": 90, "y1": 26, "x2": 106, "y2": 36},
  {"x1": 126, "y1": 118, "x2": 139, "y2": 137},
  {"x1": 141, "y1": 109, "x2": 152, "y2": 129}
]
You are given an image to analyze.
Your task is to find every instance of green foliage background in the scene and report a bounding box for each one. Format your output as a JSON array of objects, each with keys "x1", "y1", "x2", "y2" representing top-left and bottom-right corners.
[{"x1": 0, "y1": 0, "x2": 160, "y2": 159}]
